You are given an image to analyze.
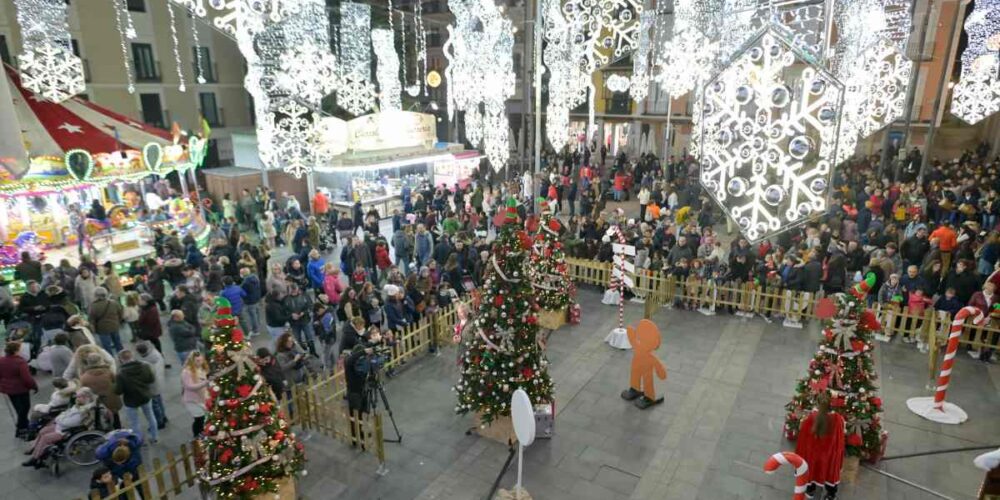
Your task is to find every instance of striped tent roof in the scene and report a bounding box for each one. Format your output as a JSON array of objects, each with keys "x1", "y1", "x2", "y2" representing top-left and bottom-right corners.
[{"x1": 4, "y1": 64, "x2": 173, "y2": 180}]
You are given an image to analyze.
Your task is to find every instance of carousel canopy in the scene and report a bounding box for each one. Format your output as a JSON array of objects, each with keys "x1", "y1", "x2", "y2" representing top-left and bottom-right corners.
[{"x1": 2, "y1": 63, "x2": 173, "y2": 180}]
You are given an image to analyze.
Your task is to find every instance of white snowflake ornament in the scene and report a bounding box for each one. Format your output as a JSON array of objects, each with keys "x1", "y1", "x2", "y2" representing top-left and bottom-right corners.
[{"x1": 17, "y1": 44, "x2": 85, "y2": 103}]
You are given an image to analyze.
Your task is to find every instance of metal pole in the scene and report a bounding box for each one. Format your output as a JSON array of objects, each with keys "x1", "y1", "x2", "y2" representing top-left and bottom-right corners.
[
  {"x1": 861, "y1": 465, "x2": 956, "y2": 500},
  {"x1": 885, "y1": 0, "x2": 932, "y2": 175},
  {"x1": 919, "y1": 0, "x2": 969, "y2": 181}
]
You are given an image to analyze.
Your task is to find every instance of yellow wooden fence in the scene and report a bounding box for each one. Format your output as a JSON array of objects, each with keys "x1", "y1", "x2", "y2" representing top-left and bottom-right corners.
[{"x1": 75, "y1": 441, "x2": 205, "y2": 500}]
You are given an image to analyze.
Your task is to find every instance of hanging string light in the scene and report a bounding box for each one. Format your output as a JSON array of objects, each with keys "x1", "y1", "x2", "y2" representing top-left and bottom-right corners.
[
  {"x1": 191, "y1": 16, "x2": 206, "y2": 84},
  {"x1": 120, "y1": 0, "x2": 138, "y2": 39},
  {"x1": 12, "y1": 0, "x2": 86, "y2": 103},
  {"x1": 167, "y1": 3, "x2": 187, "y2": 92},
  {"x1": 399, "y1": 9, "x2": 408, "y2": 88},
  {"x1": 415, "y1": 0, "x2": 428, "y2": 96},
  {"x1": 373, "y1": 28, "x2": 402, "y2": 110},
  {"x1": 112, "y1": 0, "x2": 135, "y2": 93}
]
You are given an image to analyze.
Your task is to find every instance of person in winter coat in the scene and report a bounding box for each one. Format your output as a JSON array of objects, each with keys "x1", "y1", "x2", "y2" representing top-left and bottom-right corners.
[
  {"x1": 220, "y1": 276, "x2": 248, "y2": 331},
  {"x1": 254, "y1": 347, "x2": 287, "y2": 398},
  {"x1": 135, "y1": 341, "x2": 167, "y2": 429},
  {"x1": 265, "y1": 291, "x2": 290, "y2": 348},
  {"x1": 74, "y1": 267, "x2": 99, "y2": 312},
  {"x1": 878, "y1": 273, "x2": 904, "y2": 305},
  {"x1": 283, "y1": 284, "x2": 316, "y2": 356},
  {"x1": 79, "y1": 352, "x2": 122, "y2": 426},
  {"x1": 240, "y1": 267, "x2": 264, "y2": 337},
  {"x1": 415, "y1": 224, "x2": 433, "y2": 266},
  {"x1": 322, "y1": 263, "x2": 344, "y2": 306},
  {"x1": 0, "y1": 342, "x2": 37, "y2": 434},
  {"x1": 384, "y1": 285, "x2": 410, "y2": 333},
  {"x1": 392, "y1": 227, "x2": 414, "y2": 275},
  {"x1": 114, "y1": 349, "x2": 158, "y2": 443},
  {"x1": 794, "y1": 395, "x2": 845, "y2": 499},
  {"x1": 945, "y1": 259, "x2": 981, "y2": 305},
  {"x1": 168, "y1": 286, "x2": 201, "y2": 330},
  {"x1": 167, "y1": 310, "x2": 199, "y2": 366},
  {"x1": 23, "y1": 387, "x2": 96, "y2": 466},
  {"x1": 275, "y1": 332, "x2": 308, "y2": 385},
  {"x1": 824, "y1": 252, "x2": 847, "y2": 294},
  {"x1": 181, "y1": 352, "x2": 209, "y2": 437},
  {"x1": 135, "y1": 294, "x2": 165, "y2": 360},
  {"x1": 89, "y1": 287, "x2": 124, "y2": 354},
  {"x1": 800, "y1": 253, "x2": 823, "y2": 293},
  {"x1": 306, "y1": 249, "x2": 325, "y2": 293}
]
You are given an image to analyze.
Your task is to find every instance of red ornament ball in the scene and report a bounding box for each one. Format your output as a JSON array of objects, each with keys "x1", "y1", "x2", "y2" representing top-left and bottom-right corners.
[
  {"x1": 236, "y1": 384, "x2": 253, "y2": 398},
  {"x1": 846, "y1": 433, "x2": 863, "y2": 447},
  {"x1": 232, "y1": 329, "x2": 245, "y2": 343},
  {"x1": 274, "y1": 430, "x2": 285, "y2": 441}
]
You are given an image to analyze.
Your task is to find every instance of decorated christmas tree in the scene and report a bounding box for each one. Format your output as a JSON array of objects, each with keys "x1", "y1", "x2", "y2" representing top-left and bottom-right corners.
[
  {"x1": 784, "y1": 275, "x2": 885, "y2": 459},
  {"x1": 454, "y1": 197, "x2": 555, "y2": 424},
  {"x1": 528, "y1": 199, "x2": 575, "y2": 312},
  {"x1": 200, "y1": 297, "x2": 306, "y2": 499}
]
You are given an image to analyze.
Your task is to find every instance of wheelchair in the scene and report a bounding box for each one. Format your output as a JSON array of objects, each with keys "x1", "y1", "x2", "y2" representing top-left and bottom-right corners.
[{"x1": 36, "y1": 402, "x2": 115, "y2": 476}]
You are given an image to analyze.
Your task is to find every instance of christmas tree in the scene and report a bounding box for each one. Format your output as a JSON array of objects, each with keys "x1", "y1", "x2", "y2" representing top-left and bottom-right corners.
[
  {"x1": 200, "y1": 297, "x2": 306, "y2": 499},
  {"x1": 528, "y1": 199, "x2": 575, "y2": 311},
  {"x1": 784, "y1": 275, "x2": 885, "y2": 459},
  {"x1": 454, "y1": 197, "x2": 555, "y2": 424}
]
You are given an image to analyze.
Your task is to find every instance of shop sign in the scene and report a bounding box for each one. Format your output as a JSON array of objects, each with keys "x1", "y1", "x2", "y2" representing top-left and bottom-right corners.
[{"x1": 347, "y1": 111, "x2": 436, "y2": 152}]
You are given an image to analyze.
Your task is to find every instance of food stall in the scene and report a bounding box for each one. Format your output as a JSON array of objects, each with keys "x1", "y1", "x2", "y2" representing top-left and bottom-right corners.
[
  {"x1": 312, "y1": 111, "x2": 474, "y2": 218},
  {"x1": 432, "y1": 151, "x2": 483, "y2": 189}
]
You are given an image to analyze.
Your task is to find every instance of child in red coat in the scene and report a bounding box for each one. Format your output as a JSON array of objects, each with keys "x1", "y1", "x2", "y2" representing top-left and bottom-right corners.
[{"x1": 795, "y1": 395, "x2": 845, "y2": 499}]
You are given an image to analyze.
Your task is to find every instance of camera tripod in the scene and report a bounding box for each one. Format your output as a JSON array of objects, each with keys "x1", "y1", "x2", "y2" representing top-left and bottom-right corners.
[{"x1": 364, "y1": 372, "x2": 402, "y2": 443}]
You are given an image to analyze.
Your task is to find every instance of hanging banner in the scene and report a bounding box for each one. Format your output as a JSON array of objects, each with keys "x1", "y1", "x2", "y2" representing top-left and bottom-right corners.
[{"x1": 347, "y1": 111, "x2": 436, "y2": 152}]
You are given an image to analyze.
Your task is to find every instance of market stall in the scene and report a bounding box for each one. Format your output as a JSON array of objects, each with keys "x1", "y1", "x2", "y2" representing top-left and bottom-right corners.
[{"x1": 433, "y1": 151, "x2": 483, "y2": 189}]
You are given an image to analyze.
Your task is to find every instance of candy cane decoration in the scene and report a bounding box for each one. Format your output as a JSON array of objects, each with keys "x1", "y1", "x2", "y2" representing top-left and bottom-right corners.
[
  {"x1": 763, "y1": 452, "x2": 809, "y2": 500},
  {"x1": 907, "y1": 305, "x2": 987, "y2": 424},
  {"x1": 609, "y1": 225, "x2": 627, "y2": 329},
  {"x1": 935, "y1": 306, "x2": 984, "y2": 408}
]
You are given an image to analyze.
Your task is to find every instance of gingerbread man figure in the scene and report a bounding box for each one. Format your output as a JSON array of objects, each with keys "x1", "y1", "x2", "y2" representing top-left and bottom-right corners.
[{"x1": 621, "y1": 319, "x2": 667, "y2": 409}]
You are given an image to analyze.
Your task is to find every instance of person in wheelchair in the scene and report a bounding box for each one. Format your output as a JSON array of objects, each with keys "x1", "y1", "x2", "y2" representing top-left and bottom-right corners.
[
  {"x1": 23, "y1": 377, "x2": 78, "y2": 440},
  {"x1": 23, "y1": 387, "x2": 96, "y2": 468}
]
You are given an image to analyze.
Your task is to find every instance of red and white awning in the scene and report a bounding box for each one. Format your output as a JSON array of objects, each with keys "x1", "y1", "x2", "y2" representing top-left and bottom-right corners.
[{"x1": 4, "y1": 64, "x2": 171, "y2": 162}]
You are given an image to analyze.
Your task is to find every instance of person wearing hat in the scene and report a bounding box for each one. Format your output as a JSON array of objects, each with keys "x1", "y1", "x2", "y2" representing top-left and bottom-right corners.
[{"x1": 384, "y1": 285, "x2": 409, "y2": 334}]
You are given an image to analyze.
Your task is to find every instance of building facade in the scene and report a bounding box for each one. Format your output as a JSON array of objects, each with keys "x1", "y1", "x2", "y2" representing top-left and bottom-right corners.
[{"x1": 0, "y1": 0, "x2": 254, "y2": 165}]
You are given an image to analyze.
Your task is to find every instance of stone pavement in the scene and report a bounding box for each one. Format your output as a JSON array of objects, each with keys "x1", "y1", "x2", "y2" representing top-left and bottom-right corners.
[{"x1": 2, "y1": 288, "x2": 998, "y2": 499}]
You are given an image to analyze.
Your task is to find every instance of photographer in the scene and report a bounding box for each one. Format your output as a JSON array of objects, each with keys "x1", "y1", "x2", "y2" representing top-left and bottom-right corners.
[{"x1": 343, "y1": 327, "x2": 395, "y2": 449}]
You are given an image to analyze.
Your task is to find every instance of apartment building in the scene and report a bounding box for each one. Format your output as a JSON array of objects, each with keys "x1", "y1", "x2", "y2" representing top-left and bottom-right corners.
[{"x1": 0, "y1": 0, "x2": 254, "y2": 165}]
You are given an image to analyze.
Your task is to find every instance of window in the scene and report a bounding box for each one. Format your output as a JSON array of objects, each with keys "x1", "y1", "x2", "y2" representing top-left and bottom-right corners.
[
  {"x1": 427, "y1": 28, "x2": 442, "y2": 48},
  {"x1": 200, "y1": 92, "x2": 221, "y2": 127},
  {"x1": 191, "y1": 46, "x2": 216, "y2": 82},
  {"x1": 0, "y1": 35, "x2": 10, "y2": 65},
  {"x1": 139, "y1": 93, "x2": 164, "y2": 128},
  {"x1": 131, "y1": 43, "x2": 159, "y2": 81},
  {"x1": 126, "y1": 0, "x2": 145, "y2": 12}
]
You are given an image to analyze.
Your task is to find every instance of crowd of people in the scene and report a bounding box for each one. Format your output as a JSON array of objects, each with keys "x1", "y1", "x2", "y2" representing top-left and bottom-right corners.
[{"x1": 0, "y1": 135, "x2": 997, "y2": 492}]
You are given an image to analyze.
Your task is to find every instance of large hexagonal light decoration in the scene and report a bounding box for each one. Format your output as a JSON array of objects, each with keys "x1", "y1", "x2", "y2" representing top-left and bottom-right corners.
[{"x1": 699, "y1": 26, "x2": 844, "y2": 243}]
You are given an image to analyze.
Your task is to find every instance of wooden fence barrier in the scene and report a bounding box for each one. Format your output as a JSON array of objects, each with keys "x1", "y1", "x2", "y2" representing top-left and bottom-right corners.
[{"x1": 76, "y1": 441, "x2": 205, "y2": 500}]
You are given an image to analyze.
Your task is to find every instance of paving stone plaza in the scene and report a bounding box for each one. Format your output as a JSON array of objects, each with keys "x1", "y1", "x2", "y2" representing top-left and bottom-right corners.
[{"x1": 3, "y1": 287, "x2": 996, "y2": 500}]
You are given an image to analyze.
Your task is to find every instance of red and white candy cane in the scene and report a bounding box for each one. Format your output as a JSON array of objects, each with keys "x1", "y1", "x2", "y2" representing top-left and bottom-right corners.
[
  {"x1": 610, "y1": 226, "x2": 627, "y2": 329},
  {"x1": 934, "y1": 306, "x2": 985, "y2": 410},
  {"x1": 763, "y1": 452, "x2": 809, "y2": 500}
]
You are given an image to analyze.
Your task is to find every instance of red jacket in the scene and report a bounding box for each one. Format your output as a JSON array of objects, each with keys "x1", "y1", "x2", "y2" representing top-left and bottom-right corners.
[
  {"x1": 375, "y1": 246, "x2": 392, "y2": 270},
  {"x1": 0, "y1": 354, "x2": 36, "y2": 395}
]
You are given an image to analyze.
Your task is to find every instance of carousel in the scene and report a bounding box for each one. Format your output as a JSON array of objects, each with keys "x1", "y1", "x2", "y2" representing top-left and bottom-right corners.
[{"x1": 0, "y1": 64, "x2": 209, "y2": 292}]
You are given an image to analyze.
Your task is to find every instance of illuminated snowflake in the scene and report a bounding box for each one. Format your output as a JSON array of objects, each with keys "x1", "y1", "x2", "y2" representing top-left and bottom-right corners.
[
  {"x1": 18, "y1": 44, "x2": 86, "y2": 103},
  {"x1": 171, "y1": 0, "x2": 287, "y2": 34},
  {"x1": 271, "y1": 100, "x2": 318, "y2": 178},
  {"x1": 654, "y1": 22, "x2": 718, "y2": 98},
  {"x1": 838, "y1": 39, "x2": 912, "y2": 163},
  {"x1": 338, "y1": 74, "x2": 376, "y2": 116},
  {"x1": 562, "y1": 0, "x2": 643, "y2": 71},
  {"x1": 543, "y1": 0, "x2": 589, "y2": 150},
  {"x1": 950, "y1": 0, "x2": 1000, "y2": 125},
  {"x1": 629, "y1": 12, "x2": 654, "y2": 102},
  {"x1": 699, "y1": 27, "x2": 843, "y2": 243},
  {"x1": 278, "y1": 43, "x2": 338, "y2": 104}
]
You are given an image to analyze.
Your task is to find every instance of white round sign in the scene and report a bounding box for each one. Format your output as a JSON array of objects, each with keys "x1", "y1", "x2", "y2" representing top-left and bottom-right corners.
[{"x1": 511, "y1": 389, "x2": 536, "y2": 447}]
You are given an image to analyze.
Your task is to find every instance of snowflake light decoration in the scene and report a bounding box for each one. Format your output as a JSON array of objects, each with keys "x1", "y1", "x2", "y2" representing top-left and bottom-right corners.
[
  {"x1": 654, "y1": 20, "x2": 719, "y2": 98},
  {"x1": 699, "y1": 26, "x2": 844, "y2": 243},
  {"x1": 950, "y1": 0, "x2": 1000, "y2": 125},
  {"x1": 543, "y1": 0, "x2": 589, "y2": 151},
  {"x1": 837, "y1": 38, "x2": 912, "y2": 163},
  {"x1": 562, "y1": 0, "x2": 643, "y2": 71},
  {"x1": 277, "y1": 43, "x2": 338, "y2": 104},
  {"x1": 13, "y1": 0, "x2": 85, "y2": 103},
  {"x1": 605, "y1": 74, "x2": 631, "y2": 93},
  {"x1": 372, "y1": 28, "x2": 402, "y2": 111},
  {"x1": 629, "y1": 11, "x2": 654, "y2": 102},
  {"x1": 339, "y1": 74, "x2": 377, "y2": 116},
  {"x1": 270, "y1": 100, "x2": 319, "y2": 178},
  {"x1": 445, "y1": 0, "x2": 515, "y2": 170},
  {"x1": 17, "y1": 43, "x2": 85, "y2": 103},
  {"x1": 170, "y1": 0, "x2": 286, "y2": 35}
]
